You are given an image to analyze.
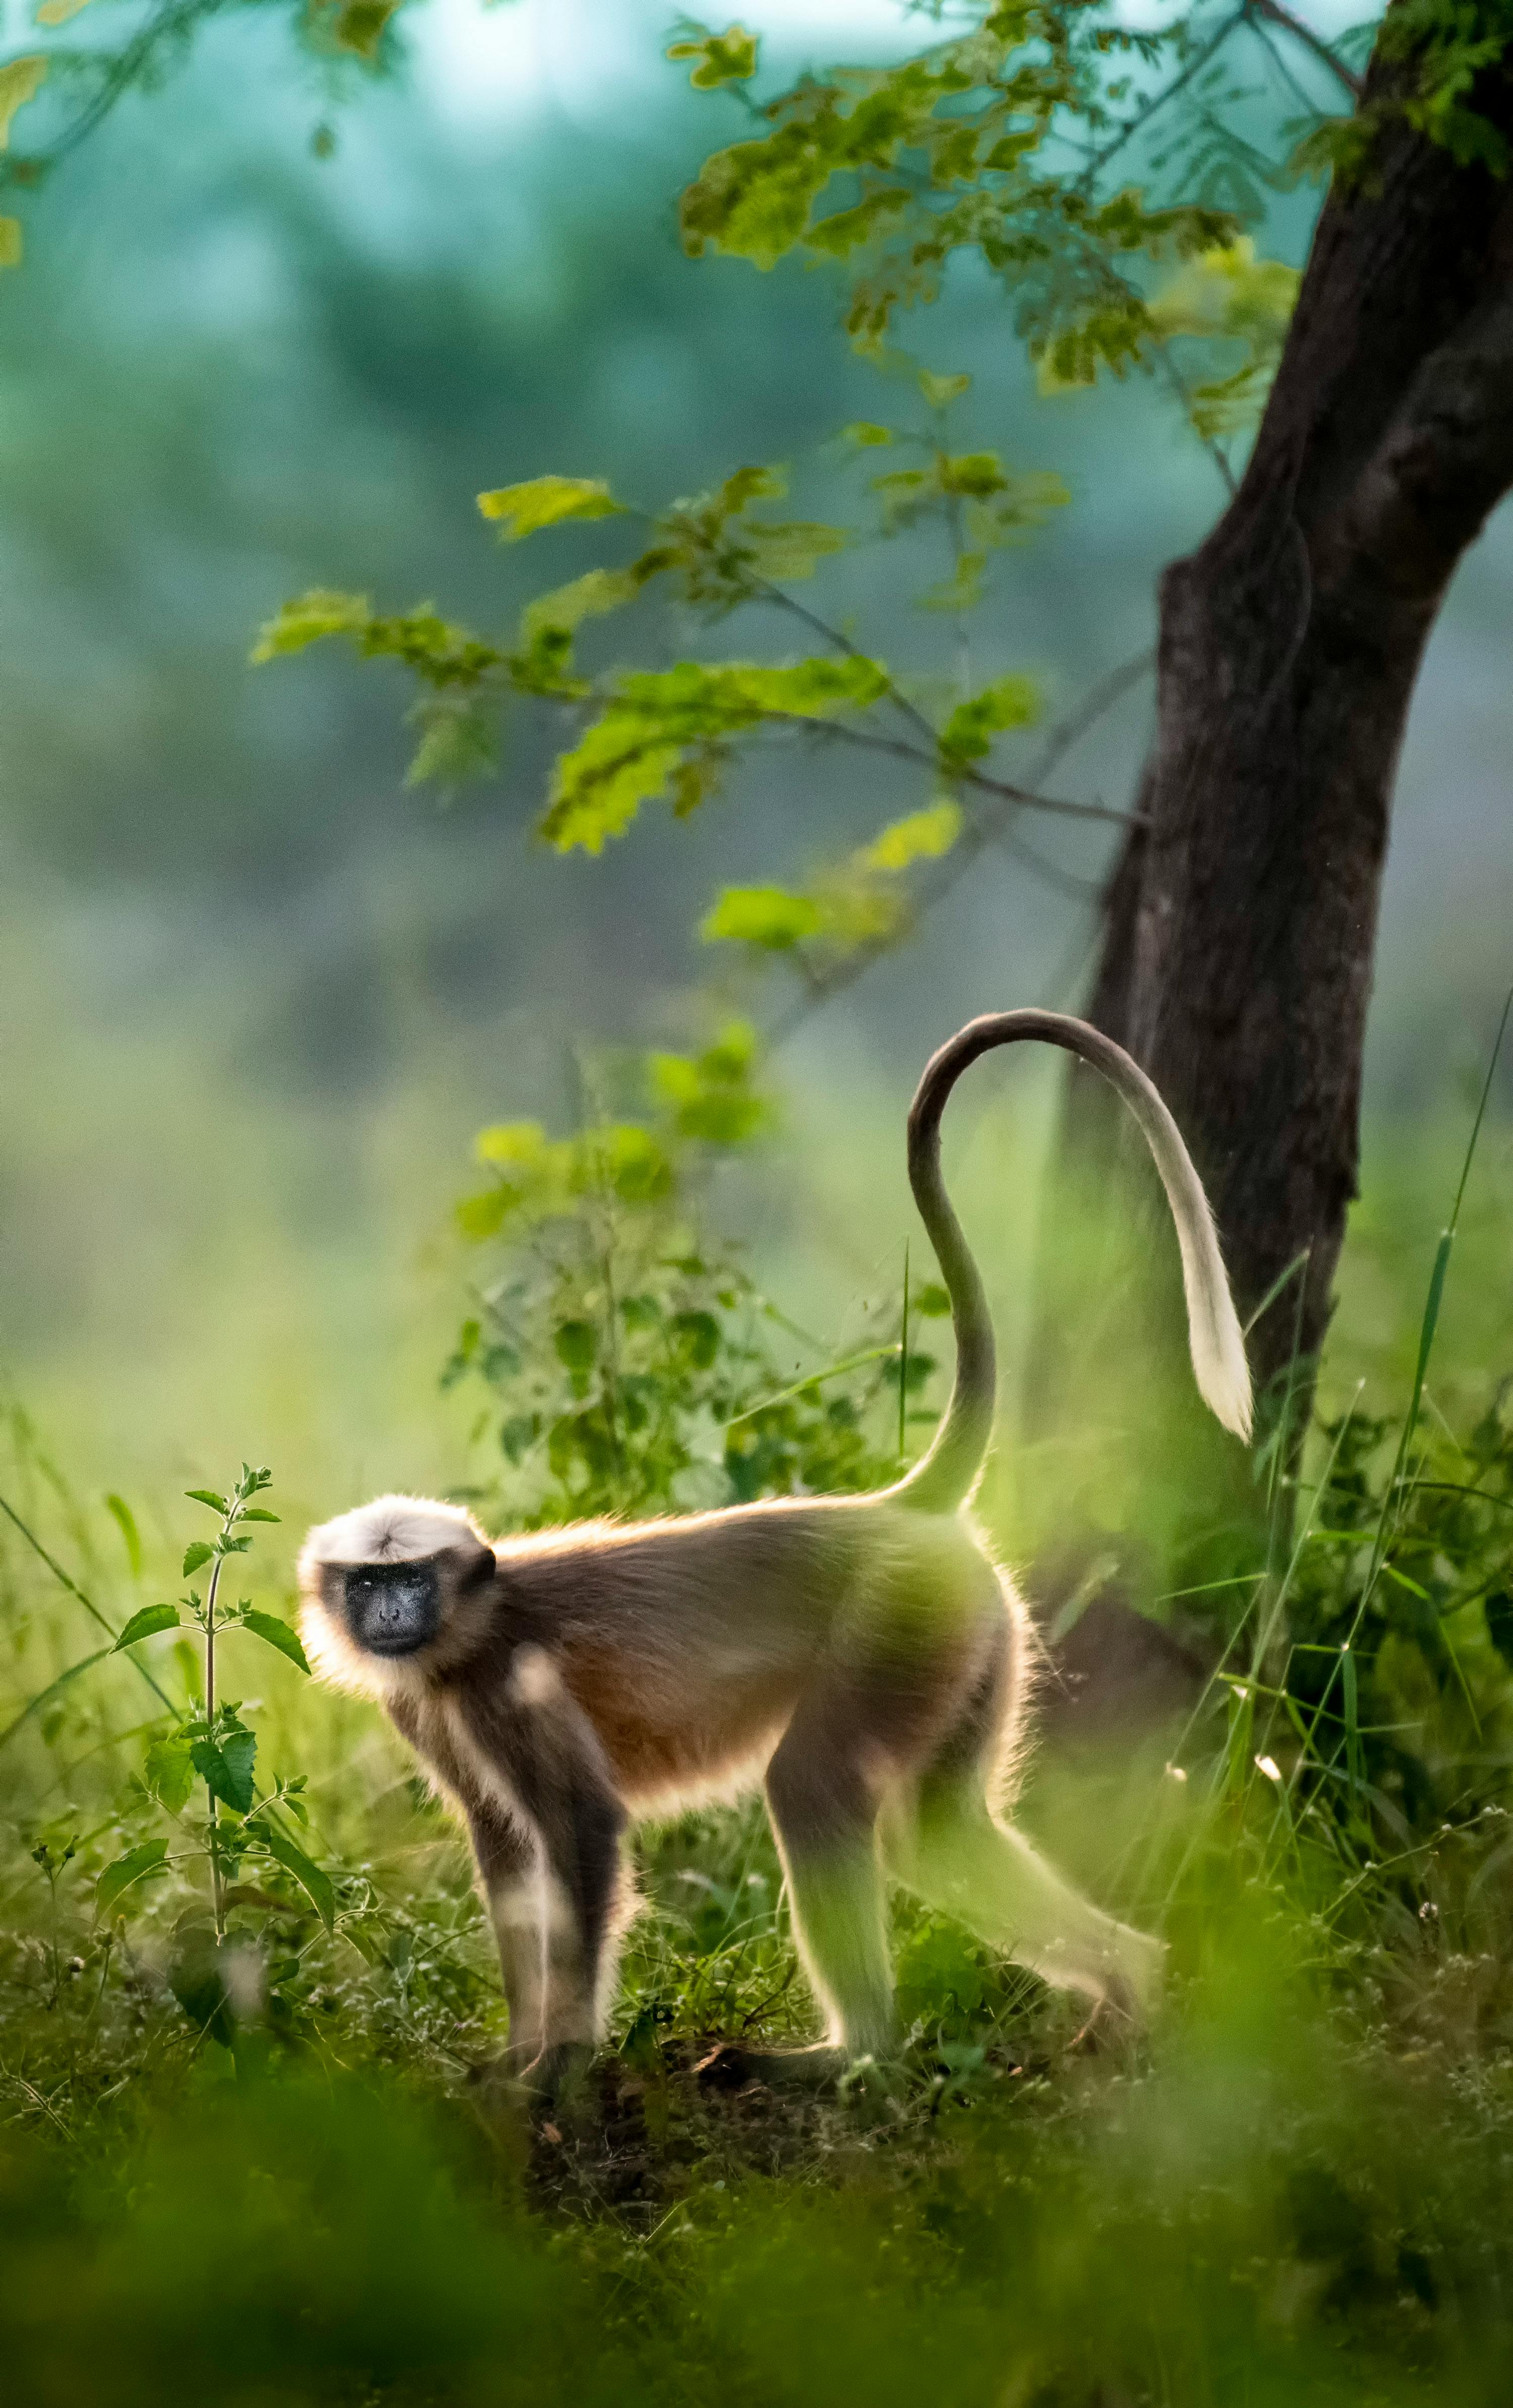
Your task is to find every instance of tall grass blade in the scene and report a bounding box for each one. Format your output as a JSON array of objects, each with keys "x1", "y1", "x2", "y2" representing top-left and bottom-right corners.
[
  {"x1": 0, "y1": 1492, "x2": 173, "y2": 1712},
  {"x1": 1358, "y1": 985, "x2": 1513, "y2": 1626},
  {"x1": 0, "y1": 1647, "x2": 112, "y2": 1753}
]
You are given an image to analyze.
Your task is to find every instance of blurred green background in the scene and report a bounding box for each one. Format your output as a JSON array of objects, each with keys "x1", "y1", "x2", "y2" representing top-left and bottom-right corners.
[{"x1": 3, "y1": 0, "x2": 1512, "y2": 1537}]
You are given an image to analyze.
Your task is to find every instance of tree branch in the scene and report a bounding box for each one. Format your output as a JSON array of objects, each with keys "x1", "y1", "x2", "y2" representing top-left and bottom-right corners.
[{"x1": 1322, "y1": 255, "x2": 1513, "y2": 604}]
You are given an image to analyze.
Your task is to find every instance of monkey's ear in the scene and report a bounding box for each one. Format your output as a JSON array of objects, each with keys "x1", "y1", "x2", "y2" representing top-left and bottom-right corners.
[{"x1": 446, "y1": 1535, "x2": 497, "y2": 1591}]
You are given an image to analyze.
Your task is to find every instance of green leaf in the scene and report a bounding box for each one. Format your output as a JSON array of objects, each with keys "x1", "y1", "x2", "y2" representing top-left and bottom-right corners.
[
  {"x1": 541, "y1": 656, "x2": 887, "y2": 854},
  {"x1": 144, "y1": 1733, "x2": 196, "y2": 1813},
  {"x1": 938, "y1": 451, "x2": 1008, "y2": 498},
  {"x1": 404, "y1": 702, "x2": 498, "y2": 790},
  {"x1": 649, "y1": 1023, "x2": 767, "y2": 1146},
  {"x1": 741, "y1": 521, "x2": 848, "y2": 581},
  {"x1": 681, "y1": 129, "x2": 832, "y2": 270},
  {"x1": 250, "y1": 589, "x2": 371, "y2": 662},
  {"x1": 240, "y1": 1611, "x2": 311, "y2": 1677},
  {"x1": 95, "y1": 1840, "x2": 169, "y2": 1921},
  {"x1": 102, "y1": 1492, "x2": 143, "y2": 1578},
  {"x1": 475, "y1": 1119, "x2": 548, "y2": 1169},
  {"x1": 542, "y1": 718, "x2": 687, "y2": 854},
  {"x1": 239, "y1": 1508, "x2": 281, "y2": 1523},
  {"x1": 166, "y1": 1919, "x2": 235, "y2": 2047},
  {"x1": 171, "y1": 1640, "x2": 203, "y2": 1706},
  {"x1": 553, "y1": 1320, "x2": 599, "y2": 1375},
  {"x1": 191, "y1": 1727, "x2": 257, "y2": 1815},
  {"x1": 185, "y1": 1488, "x2": 228, "y2": 1513},
  {"x1": 519, "y1": 566, "x2": 642, "y2": 647},
  {"x1": 859, "y1": 800, "x2": 962, "y2": 873},
  {"x1": 919, "y1": 370, "x2": 972, "y2": 409},
  {"x1": 671, "y1": 1310, "x2": 721, "y2": 1370},
  {"x1": 0, "y1": 56, "x2": 47, "y2": 151},
  {"x1": 113, "y1": 1603, "x2": 182, "y2": 1653},
  {"x1": 805, "y1": 190, "x2": 911, "y2": 260},
  {"x1": 0, "y1": 218, "x2": 22, "y2": 271},
  {"x1": 257, "y1": 1818, "x2": 335, "y2": 1930},
  {"x1": 667, "y1": 23, "x2": 759, "y2": 88},
  {"x1": 182, "y1": 1541, "x2": 214, "y2": 1577},
  {"x1": 842, "y1": 422, "x2": 893, "y2": 447},
  {"x1": 456, "y1": 1187, "x2": 515, "y2": 1242},
  {"x1": 701, "y1": 886, "x2": 824, "y2": 951},
  {"x1": 726, "y1": 657, "x2": 889, "y2": 717},
  {"x1": 586, "y1": 1124, "x2": 673, "y2": 1207},
  {"x1": 330, "y1": 0, "x2": 398, "y2": 61},
  {"x1": 477, "y1": 476, "x2": 623, "y2": 539},
  {"x1": 940, "y1": 675, "x2": 1039, "y2": 762},
  {"x1": 917, "y1": 552, "x2": 985, "y2": 614}
]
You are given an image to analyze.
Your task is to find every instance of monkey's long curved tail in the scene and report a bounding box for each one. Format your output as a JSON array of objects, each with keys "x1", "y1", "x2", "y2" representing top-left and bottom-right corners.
[{"x1": 890, "y1": 1010, "x2": 1252, "y2": 1515}]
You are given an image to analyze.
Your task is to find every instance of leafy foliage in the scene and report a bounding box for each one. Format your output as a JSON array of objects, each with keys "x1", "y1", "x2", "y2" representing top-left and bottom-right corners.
[
  {"x1": 446, "y1": 1025, "x2": 939, "y2": 1524},
  {"x1": 254, "y1": 367, "x2": 1082, "y2": 1019},
  {"x1": 253, "y1": 0, "x2": 1336, "y2": 1014},
  {"x1": 675, "y1": 9, "x2": 1239, "y2": 366},
  {"x1": 700, "y1": 797, "x2": 965, "y2": 973},
  {"x1": 1145, "y1": 237, "x2": 1301, "y2": 442},
  {"x1": 1271, "y1": 1390, "x2": 1513, "y2": 1847}
]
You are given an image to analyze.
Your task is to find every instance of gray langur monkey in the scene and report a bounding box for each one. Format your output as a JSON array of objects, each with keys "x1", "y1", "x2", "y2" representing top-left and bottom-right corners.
[{"x1": 299, "y1": 1012, "x2": 1251, "y2": 2093}]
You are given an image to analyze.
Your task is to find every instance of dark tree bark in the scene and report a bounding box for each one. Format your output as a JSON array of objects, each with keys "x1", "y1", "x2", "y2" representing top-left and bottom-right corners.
[{"x1": 1066, "y1": 34, "x2": 1513, "y2": 1427}]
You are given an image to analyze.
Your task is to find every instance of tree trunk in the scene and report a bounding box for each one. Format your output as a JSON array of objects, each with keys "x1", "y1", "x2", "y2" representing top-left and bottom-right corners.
[{"x1": 1056, "y1": 35, "x2": 1513, "y2": 1482}]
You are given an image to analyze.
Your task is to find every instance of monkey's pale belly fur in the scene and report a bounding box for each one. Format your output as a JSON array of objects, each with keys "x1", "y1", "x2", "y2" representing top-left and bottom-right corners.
[{"x1": 299, "y1": 1012, "x2": 1252, "y2": 2084}]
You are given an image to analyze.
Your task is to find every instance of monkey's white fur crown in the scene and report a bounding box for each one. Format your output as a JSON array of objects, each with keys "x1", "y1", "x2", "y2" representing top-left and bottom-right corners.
[{"x1": 301, "y1": 1493, "x2": 484, "y2": 1570}]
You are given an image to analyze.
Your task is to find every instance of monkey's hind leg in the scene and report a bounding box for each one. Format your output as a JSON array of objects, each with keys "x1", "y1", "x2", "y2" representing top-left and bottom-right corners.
[
  {"x1": 763, "y1": 1681, "x2": 900, "y2": 2070},
  {"x1": 884, "y1": 1620, "x2": 1164, "y2": 2022}
]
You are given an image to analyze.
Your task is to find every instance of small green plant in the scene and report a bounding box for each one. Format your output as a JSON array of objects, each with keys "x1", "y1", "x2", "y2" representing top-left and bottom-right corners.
[
  {"x1": 75, "y1": 1465, "x2": 336, "y2": 2047},
  {"x1": 444, "y1": 1028, "x2": 944, "y2": 1529}
]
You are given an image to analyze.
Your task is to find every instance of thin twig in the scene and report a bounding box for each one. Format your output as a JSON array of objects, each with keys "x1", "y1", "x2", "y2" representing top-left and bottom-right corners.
[
  {"x1": 1081, "y1": 7, "x2": 1250, "y2": 191},
  {"x1": 765, "y1": 714, "x2": 1142, "y2": 829},
  {"x1": 1156, "y1": 349, "x2": 1238, "y2": 499},
  {"x1": 5, "y1": 0, "x2": 211, "y2": 183},
  {"x1": 1247, "y1": 0, "x2": 1364, "y2": 101},
  {"x1": 767, "y1": 649, "x2": 1153, "y2": 1045},
  {"x1": 1026, "y1": 649, "x2": 1154, "y2": 788},
  {"x1": 749, "y1": 574, "x2": 945, "y2": 755}
]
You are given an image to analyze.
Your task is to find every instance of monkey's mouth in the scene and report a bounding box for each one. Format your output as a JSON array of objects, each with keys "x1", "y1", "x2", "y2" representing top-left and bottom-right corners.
[{"x1": 359, "y1": 1624, "x2": 435, "y2": 1658}]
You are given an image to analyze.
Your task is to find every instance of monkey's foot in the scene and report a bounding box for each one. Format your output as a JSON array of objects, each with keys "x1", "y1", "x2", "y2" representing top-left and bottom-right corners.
[
  {"x1": 695, "y1": 2040, "x2": 847, "y2": 2093},
  {"x1": 468, "y1": 2041, "x2": 596, "y2": 2121},
  {"x1": 1067, "y1": 1976, "x2": 1155, "y2": 2058}
]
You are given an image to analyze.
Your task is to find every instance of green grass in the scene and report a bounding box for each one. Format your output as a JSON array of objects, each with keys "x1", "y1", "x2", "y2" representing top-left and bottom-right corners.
[
  {"x1": 8, "y1": 1064, "x2": 1513, "y2": 2402},
  {"x1": 7, "y1": 1397, "x2": 1513, "y2": 2407}
]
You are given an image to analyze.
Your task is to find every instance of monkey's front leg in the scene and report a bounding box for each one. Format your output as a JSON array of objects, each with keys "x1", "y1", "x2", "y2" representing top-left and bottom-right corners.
[
  {"x1": 465, "y1": 1799, "x2": 556, "y2": 2078},
  {"x1": 458, "y1": 1667, "x2": 629, "y2": 2099}
]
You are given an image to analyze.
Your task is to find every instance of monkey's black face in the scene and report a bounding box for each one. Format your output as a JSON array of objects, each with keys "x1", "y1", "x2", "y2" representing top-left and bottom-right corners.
[{"x1": 342, "y1": 1560, "x2": 442, "y2": 1658}]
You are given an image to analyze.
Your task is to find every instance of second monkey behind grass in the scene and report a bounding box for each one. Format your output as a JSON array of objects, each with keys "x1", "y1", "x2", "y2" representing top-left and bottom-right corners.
[{"x1": 299, "y1": 1011, "x2": 1252, "y2": 2095}]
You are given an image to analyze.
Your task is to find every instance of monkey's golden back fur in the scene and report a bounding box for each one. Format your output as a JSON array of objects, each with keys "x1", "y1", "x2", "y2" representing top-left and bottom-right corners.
[{"x1": 490, "y1": 1496, "x2": 1005, "y2": 1811}]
